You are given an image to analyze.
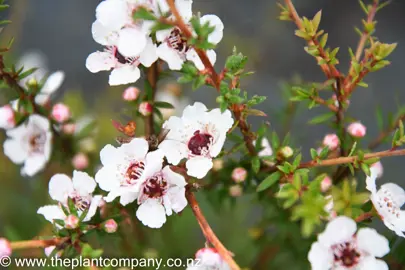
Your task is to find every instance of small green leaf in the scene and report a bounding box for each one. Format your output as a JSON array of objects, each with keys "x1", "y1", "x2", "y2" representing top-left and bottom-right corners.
[
  {"x1": 154, "y1": 101, "x2": 174, "y2": 109},
  {"x1": 251, "y1": 157, "x2": 261, "y2": 174},
  {"x1": 257, "y1": 172, "x2": 282, "y2": 192},
  {"x1": 308, "y1": 112, "x2": 335, "y2": 124}
]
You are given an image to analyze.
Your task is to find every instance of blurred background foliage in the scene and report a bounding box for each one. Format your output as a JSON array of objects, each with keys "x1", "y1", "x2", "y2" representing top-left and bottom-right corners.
[{"x1": 1, "y1": 0, "x2": 405, "y2": 269}]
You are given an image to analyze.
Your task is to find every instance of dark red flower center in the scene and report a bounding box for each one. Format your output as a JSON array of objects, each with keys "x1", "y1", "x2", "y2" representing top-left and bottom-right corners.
[
  {"x1": 167, "y1": 28, "x2": 190, "y2": 53},
  {"x1": 333, "y1": 242, "x2": 360, "y2": 268},
  {"x1": 29, "y1": 133, "x2": 46, "y2": 154},
  {"x1": 188, "y1": 130, "x2": 212, "y2": 156},
  {"x1": 114, "y1": 49, "x2": 129, "y2": 64},
  {"x1": 72, "y1": 196, "x2": 90, "y2": 212},
  {"x1": 143, "y1": 175, "x2": 168, "y2": 198},
  {"x1": 125, "y1": 161, "x2": 145, "y2": 185}
]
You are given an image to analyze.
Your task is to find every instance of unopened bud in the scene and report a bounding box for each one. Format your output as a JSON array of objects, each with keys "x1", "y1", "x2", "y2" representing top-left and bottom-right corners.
[
  {"x1": 62, "y1": 123, "x2": 76, "y2": 135},
  {"x1": 0, "y1": 105, "x2": 15, "y2": 129},
  {"x1": 52, "y1": 103, "x2": 71, "y2": 123},
  {"x1": 231, "y1": 167, "x2": 247, "y2": 183},
  {"x1": 229, "y1": 185, "x2": 243, "y2": 197},
  {"x1": 321, "y1": 176, "x2": 332, "y2": 192},
  {"x1": 72, "y1": 153, "x2": 89, "y2": 170},
  {"x1": 139, "y1": 102, "x2": 152, "y2": 116},
  {"x1": 0, "y1": 238, "x2": 11, "y2": 257},
  {"x1": 212, "y1": 159, "x2": 224, "y2": 171},
  {"x1": 104, "y1": 219, "x2": 118, "y2": 233},
  {"x1": 323, "y1": 134, "x2": 340, "y2": 150},
  {"x1": 280, "y1": 146, "x2": 294, "y2": 159},
  {"x1": 64, "y1": 215, "x2": 79, "y2": 229},
  {"x1": 347, "y1": 122, "x2": 366, "y2": 138},
  {"x1": 122, "y1": 87, "x2": 140, "y2": 101}
]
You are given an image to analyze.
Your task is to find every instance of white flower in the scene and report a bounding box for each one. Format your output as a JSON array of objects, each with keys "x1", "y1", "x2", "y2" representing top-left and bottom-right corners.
[
  {"x1": 187, "y1": 248, "x2": 230, "y2": 270},
  {"x1": 0, "y1": 105, "x2": 15, "y2": 129},
  {"x1": 37, "y1": 171, "x2": 102, "y2": 224},
  {"x1": 366, "y1": 167, "x2": 405, "y2": 237},
  {"x1": 95, "y1": 138, "x2": 164, "y2": 205},
  {"x1": 3, "y1": 115, "x2": 52, "y2": 176},
  {"x1": 159, "y1": 102, "x2": 234, "y2": 179},
  {"x1": 156, "y1": 8, "x2": 223, "y2": 70},
  {"x1": 308, "y1": 216, "x2": 389, "y2": 270},
  {"x1": 86, "y1": 20, "x2": 157, "y2": 86},
  {"x1": 136, "y1": 165, "x2": 187, "y2": 228}
]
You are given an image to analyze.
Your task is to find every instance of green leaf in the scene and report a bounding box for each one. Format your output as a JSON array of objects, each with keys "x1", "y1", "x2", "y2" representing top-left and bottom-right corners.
[
  {"x1": 154, "y1": 101, "x2": 174, "y2": 109},
  {"x1": 133, "y1": 7, "x2": 156, "y2": 21},
  {"x1": 308, "y1": 112, "x2": 335, "y2": 124},
  {"x1": 251, "y1": 157, "x2": 261, "y2": 174},
  {"x1": 19, "y1": 68, "x2": 38, "y2": 80},
  {"x1": 192, "y1": 75, "x2": 207, "y2": 90},
  {"x1": 312, "y1": 10, "x2": 322, "y2": 32},
  {"x1": 257, "y1": 172, "x2": 282, "y2": 192}
]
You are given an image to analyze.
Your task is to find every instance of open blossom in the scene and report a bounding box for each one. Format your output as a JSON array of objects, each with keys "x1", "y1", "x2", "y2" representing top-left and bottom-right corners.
[
  {"x1": 366, "y1": 167, "x2": 405, "y2": 237},
  {"x1": 0, "y1": 238, "x2": 11, "y2": 258},
  {"x1": 37, "y1": 171, "x2": 102, "y2": 224},
  {"x1": 308, "y1": 216, "x2": 389, "y2": 270},
  {"x1": 347, "y1": 122, "x2": 366, "y2": 138},
  {"x1": 0, "y1": 105, "x2": 15, "y2": 129},
  {"x1": 323, "y1": 134, "x2": 339, "y2": 150},
  {"x1": 3, "y1": 115, "x2": 52, "y2": 177},
  {"x1": 159, "y1": 102, "x2": 234, "y2": 179},
  {"x1": 86, "y1": 20, "x2": 157, "y2": 86},
  {"x1": 156, "y1": 1, "x2": 223, "y2": 70},
  {"x1": 187, "y1": 248, "x2": 230, "y2": 270}
]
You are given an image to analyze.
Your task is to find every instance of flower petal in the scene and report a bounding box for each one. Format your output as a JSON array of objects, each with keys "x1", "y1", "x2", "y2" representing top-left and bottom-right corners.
[
  {"x1": 158, "y1": 140, "x2": 188, "y2": 165},
  {"x1": 143, "y1": 149, "x2": 165, "y2": 179},
  {"x1": 86, "y1": 52, "x2": 115, "y2": 73},
  {"x1": 49, "y1": 174, "x2": 74, "y2": 203},
  {"x1": 162, "y1": 165, "x2": 186, "y2": 187},
  {"x1": 41, "y1": 71, "x2": 65, "y2": 95},
  {"x1": 119, "y1": 191, "x2": 138, "y2": 206},
  {"x1": 176, "y1": 0, "x2": 193, "y2": 21},
  {"x1": 3, "y1": 138, "x2": 28, "y2": 164},
  {"x1": 157, "y1": 43, "x2": 184, "y2": 70},
  {"x1": 117, "y1": 28, "x2": 148, "y2": 57},
  {"x1": 357, "y1": 228, "x2": 390, "y2": 258},
  {"x1": 366, "y1": 168, "x2": 379, "y2": 194},
  {"x1": 186, "y1": 49, "x2": 216, "y2": 71},
  {"x1": 165, "y1": 186, "x2": 187, "y2": 213},
  {"x1": 37, "y1": 205, "x2": 65, "y2": 223},
  {"x1": 318, "y1": 216, "x2": 357, "y2": 246},
  {"x1": 186, "y1": 157, "x2": 213, "y2": 179},
  {"x1": 119, "y1": 138, "x2": 149, "y2": 161},
  {"x1": 22, "y1": 155, "x2": 48, "y2": 177},
  {"x1": 200, "y1": 15, "x2": 224, "y2": 44},
  {"x1": 359, "y1": 257, "x2": 389, "y2": 270},
  {"x1": 136, "y1": 199, "x2": 167, "y2": 228},
  {"x1": 95, "y1": 165, "x2": 121, "y2": 192},
  {"x1": 99, "y1": 144, "x2": 120, "y2": 166},
  {"x1": 92, "y1": 20, "x2": 118, "y2": 46},
  {"x1": 308, "y1": 242, "x2": 333, "y2": 270},
  {"x1": 83, "y1": 195, "x2": 102, "y2": 222},
  {"x1": 109, "y1": 65, "x2": 141, "y2": 86},
  {"x1": 139, "y1": 38, "x2": 158, "y2": 67},
  {"x1": 96, "y1": 0, "x2": 128, "y2": 30},
  {"x1": 72, "y1": 170, "x2": 96, "y2": 195},
  {"x1": 380, "y1": 183, "x2": 405, "y2": 207}
]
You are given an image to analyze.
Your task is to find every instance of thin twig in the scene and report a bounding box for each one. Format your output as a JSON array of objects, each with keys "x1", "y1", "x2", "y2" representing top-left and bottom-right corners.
[
  {"x1": 369, "y1": 114, "x2": 405, "y2": 149},
  {"x1": 145, "y1": 62, "x2": 159, "y2": 136},
  {"x1": 186, "y1": 192, "x2": 241, "y2": 270},
  {"x1": 355, "y1": 212, "x2": 373, "y2": 222},
  {"x1": 10, "y1": 237, "x2": 69, "y2": 250}
]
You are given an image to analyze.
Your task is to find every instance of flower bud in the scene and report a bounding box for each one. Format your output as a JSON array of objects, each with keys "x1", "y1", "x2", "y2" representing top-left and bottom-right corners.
[
  {"x1": 371, "y1": 161, "x2": 383, "y2": 178},
  {"x1": 231, "y1": 167, "x2": 247, "y2": 183},
  {"x1": 0, "y1": 105, "x2": 15, "y2": 129},
  {"x1": 72, "y1": 153, "x2": 89, "y2": 170},
  {"x1": 104, "y1": 219, "x2": 118, "y2": 233},
  {"x1": 280, "y1": 146, "x2": 294, "y2": 159},
  {"x1": 321, "y1": 176, "x2": 332, "y2": 192},
  {"x1": 62, "y1": 123, "x2": 76, "y2": 135},
  {"x1": 139, "y1": 102, "x2": 152, "y2": 116},
  {"x1": 323, "y1": 134, "x2": 340, "y2": 150},
  {"x1": 64, "y1": 215, "x2": 79, "y2": 229},
  {"x1": 0, "y1": 238, "x2": 11, "y2": 257},
  {"x1": 229, "y1": 185, "x2": 243, "y2": 197},
  {"x1": 52, "y1": 103, "x2": 71, "y2": 123},
  {"x1": 212, "y1": 159, "x2": 224, "y2": 171},
  {"x1": 347, "y1": 122, "x2": 366, "y2": 138},
  {"x1": 122, "y1": 86, "x2": 140, "y2": 101},
  {"x1": 79, "y1": 138, "x2": 97, "y2": 153}
]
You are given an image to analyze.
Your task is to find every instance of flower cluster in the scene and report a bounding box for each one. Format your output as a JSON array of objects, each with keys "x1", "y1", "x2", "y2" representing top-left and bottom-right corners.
[{"x1": 86, "y1": 0, "x2": 224, "y2": 86}]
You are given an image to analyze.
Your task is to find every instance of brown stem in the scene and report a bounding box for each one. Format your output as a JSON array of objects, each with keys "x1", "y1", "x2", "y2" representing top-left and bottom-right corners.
[
  {"x1": 355, "y1": 212, "x2": 373, "y2": 222},
  {"x1": 186, "y1": 192, "x2": 241, "y2": 270},
  {"x1": 263, "y1": 148, "x2": 405, "y2": 172},
  {"x1": 10, "y1": 237, "x2": 68, "y2": 250},
  {"x1": 145, "y1": 62, "x2": 159, "y2": 136},
  {"x1": 165, "y1": 0, "x2": 256, "y2": 156},
  {"x1": 312, "y1": 96, "x2": 338, "y2": 112},
  {"x1": 369, "y1": 113, "x2": 405, "y2": 149}
]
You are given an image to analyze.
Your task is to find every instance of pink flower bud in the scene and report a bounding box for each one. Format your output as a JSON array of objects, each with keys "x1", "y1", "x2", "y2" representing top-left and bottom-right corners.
[
  {"x1": 0, "y1": 105, "x2": 15, "y2": 129},
  {"x1": 280, "y1": 146, "x2": 294, "y2": 158},
  {"x1": 62, "y1": 123, "x2": 76, "y2": 134},
  {"x1": 139, "y1": 102, "x2": 152, "y2": 116},
  {"x1": 321, "y1": 176, "x2": 332, "y2": 192},
  {"x1": 64, "y1": 215, "x2": 79, "y2": 229},
  {"x1": 229, "y1": 185, "x2": 243, "y2": 197},
  {"x1": 371, "y1": 161, "x2": 383, "y2": 178},
  {"x1": 52, "y1": 103, "x2": 71, "y2": 123},
  {"x1": 323, "y1": 134, "x2": 340, "y2": 150},
  {"x1": 347, "y1": 122, "x2": 366, "y2": 138},
  {"x1": 0, "y1": 238, "x2": 11, "y2": 257},
  {"x1": 104, "y1": 219, "x2": 118, "y2": 233},
  {"x1": 72, "y1": 153, "x2": 89, "y2": 170},
  {"x1": 122, "y1": 87, "x2": 140, "y2": 101},
  {"x1": 232, "y1": 167, "x2": 247, "y2": 183}
]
